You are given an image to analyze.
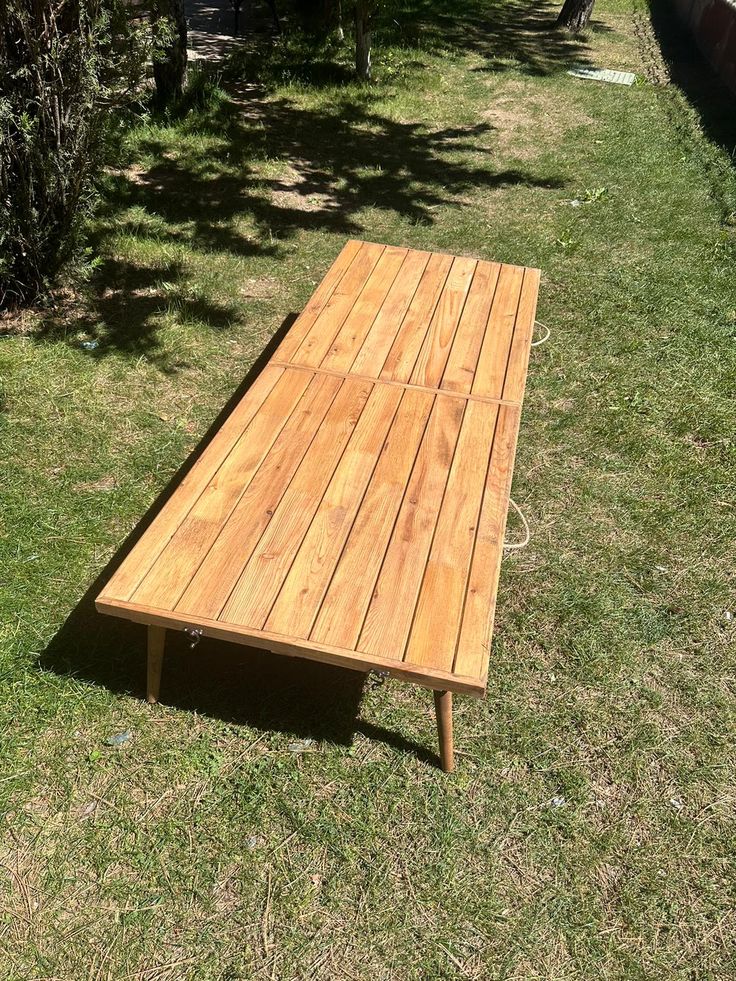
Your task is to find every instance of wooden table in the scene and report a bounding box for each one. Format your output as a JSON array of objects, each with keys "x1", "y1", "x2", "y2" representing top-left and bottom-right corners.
[{"x1": 97, "y1": 240, "x2": 540, "y2": 771}]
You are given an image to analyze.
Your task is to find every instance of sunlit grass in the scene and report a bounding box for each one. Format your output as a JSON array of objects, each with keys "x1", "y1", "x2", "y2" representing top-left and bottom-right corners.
[{"x1": 1, "y1": 0, "x2": 735, "y2": 977}]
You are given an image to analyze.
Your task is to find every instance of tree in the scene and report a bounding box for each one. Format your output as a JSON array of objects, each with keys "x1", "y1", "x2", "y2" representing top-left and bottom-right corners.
[
  {"x1": 354, "y1": 0, "x2": 372, "y2": 81},
  {"x1": 293, "y1": 0, "x2": 341, "y2": 37},
  {"x1": 293, "y1": 0, "x2": 367, "y2": 78},
  {"x1": 0, "y1": 0, "x2": 149, "y2": 308},
  {"x1": 556, "y1": 0, "x2": 595, "y2": 32},
  {"x1": 151, "y1": 0, "x2": 187, "y2": 106}
]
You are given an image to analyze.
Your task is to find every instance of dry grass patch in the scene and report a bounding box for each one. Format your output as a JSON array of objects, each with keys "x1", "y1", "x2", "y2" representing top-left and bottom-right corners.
[
  {"x1": 482, "y1": 78, "x2": 596, "y2": 161},
  {"x1": 1, "y1": 0, "x2": 735, "y2": 977},
  {"x1": 270, "y1": 163, "x2": 343, "y2": 213}
]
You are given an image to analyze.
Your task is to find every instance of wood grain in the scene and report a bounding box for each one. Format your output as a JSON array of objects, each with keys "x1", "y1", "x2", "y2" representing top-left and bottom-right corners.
[
  {"x1": 350, "y1": 249, "x2": 431, "y2": 376},
  {"x1": 410, "y1": 256, "x2": 476, "y2": 388},
  {"x1": 292, "y1": 242, "x2": 385, "y2": 366},
  {"x1": 219, "y1": 378, "x2": 373, "y2": 627},
  {"x1": 99, "y1": 365, "x2": 284, "y2": 603},
  {"x1": 275, "y1": 240, "x2": 362, "y2": 362},
  {"x1": 96, "y1": 595, "x2": 486, "y2": 694},
  {"x1": 132, "y1": 368, "x2": 313, "y2": 610},
  {"x1": 453, "y1": 404, "x2": 520, "y2": 681},
  {"x1": 97, "y1": 241, "x2": 540, "y2": 696},
  {"x1": 472, "y1": 264, "x2": 525, "y2": 400},
  {"x1": 379, "y1": 252, "x2": 453, "y2": 383},
  {"x1": 265, "y1": 382, "x2": 403, "y2": 638},
  {"x1": 311, "y1": 387, "x2": 434, "y2": 650},
  {"x1": 503, "y1": 267, "x2": 540, "y2": 404},
  {"x1": 175, "y1": 371, "x2": 341, "y2": 620},
  {"x1": 441, "y1": 260, "x2": 500, "y2": 394},
  {"x1": 358, "y1": 395, "x2": 465, "y2": 660},
  {"x1": 320, "y1": 247, "x2": 407, "y2": 373},
  {"x1": 405, "y1": 399, "x2": 499, "y2": 673}
]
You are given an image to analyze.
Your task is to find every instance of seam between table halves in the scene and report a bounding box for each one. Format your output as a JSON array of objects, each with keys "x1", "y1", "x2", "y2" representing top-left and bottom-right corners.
[{"x1": 268, "y1": 360, "x2": 523, "y2": 407}]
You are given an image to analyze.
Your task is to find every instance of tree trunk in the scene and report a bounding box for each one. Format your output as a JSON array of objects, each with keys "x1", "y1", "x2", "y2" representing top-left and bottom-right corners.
[
  {"x1": 152, "y1": 0, "x2": 187, "y2": 106},
  {"x1": 354, "y1": 1, "x2": 371, "y2": 81},
  {"x1": 556, "y1": 0, "x2": 595, "y2": 31},
  {"x1": 266, "y1": 0, "x2": 281, "y2": 34}
]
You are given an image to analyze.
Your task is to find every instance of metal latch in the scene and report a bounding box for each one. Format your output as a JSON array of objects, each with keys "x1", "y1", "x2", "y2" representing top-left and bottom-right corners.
[
  {"x1": 184, "y1": 627, "x2": 203, "y2": 649},
  {"x1": 369, "y1": 669, "x2": 389, "y2": 689}
]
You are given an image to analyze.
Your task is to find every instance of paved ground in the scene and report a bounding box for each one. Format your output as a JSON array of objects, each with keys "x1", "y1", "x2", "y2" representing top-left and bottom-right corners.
[
  {"x1": 187, "y1": 0, "x2": 243, "y2": 61},
  {"x1": 187, "y1": 0, "x2": 280, "y2": 61}
]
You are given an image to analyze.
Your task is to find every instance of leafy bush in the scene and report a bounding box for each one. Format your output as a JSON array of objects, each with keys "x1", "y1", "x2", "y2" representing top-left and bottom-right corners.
[{"x1": 0, "y1": 1, "x2": 148, "y2": 308}]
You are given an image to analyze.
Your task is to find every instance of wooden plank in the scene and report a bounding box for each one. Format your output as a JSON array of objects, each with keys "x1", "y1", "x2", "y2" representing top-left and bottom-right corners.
[
  {"x1": 404, "y1": 400, "x2": 499, "y2": 673},
  {"x1": 350, "y1": 250, "x2": 431, "y2": 376},
  {"x1": 502, "y1": 267, "x2": 540, "y2": 403},
  {"x1": 270, "y1": 360, "x2": 518, "y2": 407},
  {"x1": 319, "y1": 247, "x2": 408, "y2": 373},
  {"x1": 291, "y1": 242, "x2": 385, "y2": 366},
  {"x1": 379, "y1": 252, "x2": 453, "y2": 383},
  {"x1": 98, "y1": 365, "x2": 284, "y2": 604},
  {"x1": 265, "y1": 383, "x2": 403, "y2": 638},
  {"x1": 358, "y1": 395, "x2": 466, "y2": 660},
  {"x1": 454, "y1": 404, "x2": 520, "y2": 681},
  {"x1": 471, "y1": 264, "x2": 525, "y2": 400},
  {"x1": 441, "y1": 261, "x2": 501, "y2": 394},
  {"x1": 219, "y1": 378, "x2": 374, "y2": 627},
  {"x1": 131, "y1": 368, "x2": 314, "y2": 611},
  {"x1": 97, "y1": 242, "x2": 541, "y2": 704},
  {"x1": 275, "y1": 240, "x2": 363, "y2": 362},
  {"x1": 410, "y1": 256, "x2": 477, "y2": 388},
  {"x1": 95, "y1": 596, "x2": 486, "y2": 695},
  {"x1": 176, "y1": 371, "x2": 342, "y2": 620},
  {"x1": 311, "y1": 387, "x2": 434, "y2": 650}
]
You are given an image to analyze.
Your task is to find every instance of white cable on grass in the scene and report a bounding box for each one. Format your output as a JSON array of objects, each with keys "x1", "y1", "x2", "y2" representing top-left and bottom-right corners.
[
  {"x1": 531, "y1": 320, "x2": 551, "y2": 347},
  {"x1": 504, "y1": 498, "x2": 530, "y2": 550},
  {"x1": 503, "y1": 321, "x2": 548, "y2": 551}
]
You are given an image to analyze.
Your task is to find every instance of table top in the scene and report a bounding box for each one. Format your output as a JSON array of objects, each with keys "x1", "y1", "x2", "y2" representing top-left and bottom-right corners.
[{"x1": 97, "y1": 241, "x2": 540, "y2": 694}]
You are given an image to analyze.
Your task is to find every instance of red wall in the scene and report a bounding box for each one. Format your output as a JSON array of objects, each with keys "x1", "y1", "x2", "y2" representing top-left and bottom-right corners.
[{"x1": 674, "y1": 0, "x2": 736, "y2": 94}]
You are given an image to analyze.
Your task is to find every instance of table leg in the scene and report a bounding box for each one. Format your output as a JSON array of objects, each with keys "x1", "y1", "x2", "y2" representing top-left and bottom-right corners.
[
  {"x1": 147, "y1": 625, "x2": 166, "y2": 704},
  {"x1": 434, "y1": 690, "x2": 454, "y2": 772}
]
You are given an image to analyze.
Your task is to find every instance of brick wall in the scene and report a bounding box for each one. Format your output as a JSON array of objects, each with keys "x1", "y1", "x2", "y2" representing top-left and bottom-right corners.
[{"x1": 673, "y1": 0, "x2": 736, "y2": 93}]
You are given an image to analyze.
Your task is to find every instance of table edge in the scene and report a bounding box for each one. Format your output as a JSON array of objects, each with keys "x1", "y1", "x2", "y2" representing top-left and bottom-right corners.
[
  {"x1": 96, "y1": 596, "x2": 487, "y2": 696},
  {"x1": 343, "y1": 238, "x2": 541, "y2": 278}
]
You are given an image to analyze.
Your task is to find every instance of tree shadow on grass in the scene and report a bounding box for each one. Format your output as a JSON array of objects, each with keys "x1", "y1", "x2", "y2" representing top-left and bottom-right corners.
[
  {"x1": 230, "y1": 0, "x2": 602, "y2": 82},
  {"x1": 30, "y1": 88, "x2": 565, "y2": 365},
  {"x1": 30, "y1": 0, "x2": 574, "y2": 363},
  {"x1": 375, "y1": 0, "x2": 602, "y2": 76},
  {"x1": 89, "y1": 85, "x2": 566, "y2": 274},
  {"x1": 38, "y1": 316, "x2": 439, "y2": 766},
  {"x1": 33, "y1": 256, "x2": 244, "y2": 372}
]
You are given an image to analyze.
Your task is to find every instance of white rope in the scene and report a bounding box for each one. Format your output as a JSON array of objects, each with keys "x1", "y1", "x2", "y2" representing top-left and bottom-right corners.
[
  {"x1": 502, "y1": 320, "x2": 548, "y2": 551},
  {"x1": 531, "y1": 320, "x2": 551, "y2": 347},
  {"x1": 504, "y1": 497, "x2": 531, "y2": 550}
]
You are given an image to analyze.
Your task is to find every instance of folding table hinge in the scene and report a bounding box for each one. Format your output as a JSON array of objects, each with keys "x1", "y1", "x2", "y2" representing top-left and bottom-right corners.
[{"x1": 184, "y1": 627, "x2": 203, "y2": 649}]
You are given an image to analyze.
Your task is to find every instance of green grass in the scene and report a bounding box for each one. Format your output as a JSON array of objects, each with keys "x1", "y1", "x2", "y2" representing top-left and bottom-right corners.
[{"x1": 1, "y1": 0, "x2": 735, "y2": 977}]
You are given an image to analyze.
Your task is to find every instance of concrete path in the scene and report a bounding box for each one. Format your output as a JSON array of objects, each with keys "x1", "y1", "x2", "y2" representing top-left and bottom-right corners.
[{"x1": 187, "y1": 0, "x2": 243, "y2": 62}]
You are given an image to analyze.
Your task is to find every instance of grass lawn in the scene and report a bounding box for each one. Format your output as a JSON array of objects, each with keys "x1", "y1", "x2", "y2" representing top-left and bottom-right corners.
[{"x1": 1, "y1": 0, "x2": 735, "y2": 976}]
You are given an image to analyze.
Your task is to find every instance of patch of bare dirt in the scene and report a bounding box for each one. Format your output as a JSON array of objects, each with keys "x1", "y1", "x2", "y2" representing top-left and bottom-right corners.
[
  {"x1": 269, "y1": 163, "x2": 342, "y2": 214},
  {"x1": 482, "y1": 79, "x2": 595, "y2": 160},
  {"x1": 239, "y1": 276, "x2": 282, "y2": 299},
  {"x1": 73, "y1": 475, "x2": 117, "y2": 493}
]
